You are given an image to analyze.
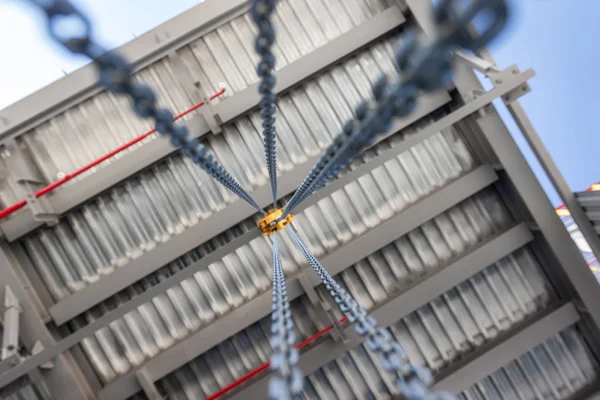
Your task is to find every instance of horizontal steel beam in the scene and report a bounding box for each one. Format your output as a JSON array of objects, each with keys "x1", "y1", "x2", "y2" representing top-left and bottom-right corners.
[
  {"x1": 229, "y1": 223, "x2": 533, "y2": 399},
  {"x1": 0, "y1": 0, "x2": 250, "y2": 141},
  {"x1": 433, "y1": 302, "x2": 580, "y2": 394},
  {"x1": 0, "y1": 7, "x2": 406, "y2": 241},
  {"x1": 96, "y1": 165, "x2": 498, "y2": 400},
  {"x1": 49, "y1": 89, "x2": 448, "y2": 325}
]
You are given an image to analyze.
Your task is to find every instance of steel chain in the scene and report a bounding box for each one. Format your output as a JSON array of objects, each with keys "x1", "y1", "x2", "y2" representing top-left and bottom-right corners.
[
  {"x1": 269, "y1": 234, "x2": 304, "y2": 400},
  {"x1": 27, "y1": 0, "x2": 264, "y2": 214},
  {"x1": 281, "y1": 0, "x2": 508, "y2": 217},
  {"x1": 251, "y1": 0, "x2": 279, "y2": 205},
  {"x1": 291, "y1": 230, "x2": 455, "y2": 400}
]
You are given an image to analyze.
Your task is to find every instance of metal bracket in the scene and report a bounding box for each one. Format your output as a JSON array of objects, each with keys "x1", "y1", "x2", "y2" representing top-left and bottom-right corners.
[
  {"x1": 194, "y1": 81, "x2": 223, "y2": 135},
  {"x1": 2, "y1": 285, "x2": 21, "y2": 361},
  {"x1": 135, "y1": 367, "x2": 164, "y2": 400},
  {"x1": 298, "y1": 272, "x2": 348, "y2": 344},
  {"x1": 168, "y1": 51, "x2": 223, "y2": 134},
  {"x1": 1, "y1": 141, "x2": 58, "y2": 225},
  {"x1": 455, "y1": 50, "x2": 500, "y2": 76}
]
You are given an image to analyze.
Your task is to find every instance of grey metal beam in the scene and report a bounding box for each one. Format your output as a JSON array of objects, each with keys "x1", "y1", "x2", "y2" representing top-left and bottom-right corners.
[
  {"x1": 433, "y1": 303, "x2": 580, "y2": 394},
  {"x1": 504, "y1": 100, "x2": 600, "y2": 267},
  {"x1": 48, "y1": 65, "x2": 533, "y2": 324},
  {"x1": 229, "y1": 223, "x2": 533, "y2": 399},
  {"x1": 96, "y1": 165, "x2": 498, "y2": 400},
  {"x1": 0, "y1": 246, "x2": 92, "y2": 400},
  {"x1": 0, "y1": 0, "x2": 250, "y2": 141},
  {"x1": 0, "y1": 7, "x2": 406, "y2": 241},
  {"x1": 48, "y1": 89, "x2": 447, "y2": 325},
  {"x1": 472, "y1": 91, "x2": 600, "y2": 335}
]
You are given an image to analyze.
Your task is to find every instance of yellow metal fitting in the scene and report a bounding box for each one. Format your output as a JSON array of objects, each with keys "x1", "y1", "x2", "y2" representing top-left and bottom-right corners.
[{"x1": 257, "y1": 208, "x2": 294, "y2": 236}]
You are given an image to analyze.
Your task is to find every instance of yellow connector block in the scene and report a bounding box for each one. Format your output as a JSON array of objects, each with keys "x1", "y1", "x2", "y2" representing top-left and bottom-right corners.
[{"x1": 257, "y1": 208, "x2": 294, "y2": 236}]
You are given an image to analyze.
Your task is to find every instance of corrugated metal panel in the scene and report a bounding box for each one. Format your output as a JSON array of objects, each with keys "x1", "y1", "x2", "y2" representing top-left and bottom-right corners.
[
  {"x1": 59, "y1": 121, "x2": 477, "y2": 383},
  {"x1": 0, "y1": 0, "x2": 389, "y2": 208},
  {"x1": 148, "y1": 212, "x2": 555, "y2": 399},
  {"x1": 14, "y1": 34, "x2": 414, "y2": 299}
]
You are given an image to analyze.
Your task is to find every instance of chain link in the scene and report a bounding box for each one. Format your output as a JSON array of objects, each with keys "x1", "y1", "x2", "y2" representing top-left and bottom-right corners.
[
  {"x1": 290, "y1": 230, "x2": 455, "y2": 400},
  {"x1": 282, "y1": 0, "x2": 508, "y2": 217},
  {"x1": 251, "y1": 0, "x2": 279, "y2": 206},
  {"x1": 27, "y1": 0, "x2": 264, "y2": 214},
  {"x1": 269, "y1": 234, "x2": 304, "y2": 400}
]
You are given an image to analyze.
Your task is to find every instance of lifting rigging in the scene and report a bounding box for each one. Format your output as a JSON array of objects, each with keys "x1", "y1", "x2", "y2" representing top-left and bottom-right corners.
[{"x1": 17, "y1": 0, "x2": 509, "y2": 398}]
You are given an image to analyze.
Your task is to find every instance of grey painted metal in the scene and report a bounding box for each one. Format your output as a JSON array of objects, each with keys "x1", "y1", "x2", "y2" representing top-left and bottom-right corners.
[
  {"x1": 0, "y1": 246, "x2": 92, "y2": 400},
  {"x1": 472, "y1": 91, "x2": 600, "y2": 332},
  {"x1": 0, "y1": 0, "x2": 249, "y2": 142},
  {"x1": 1, "y1": 286, "x2": 20, "y2": 361},
  {"x1": 433, "y1": 302, "x2": 580, "y2": 393},
  {"x1": 0, "y1": 65, "x2": 532, "y2": 390},
  {"x1": 504, "y1": 100, "x2": 600, "y2": 262},
  {"x1": 48, "y1": 89, "x2": 448, "y2": 325},
  {"x1": 48, "y1": 64, "x2": 534, "y2": 324},
  {"x1": 96, "y1": 165, "x2": 498, "y2": 400},
  {"x1": 229, "y1": 223, "x2": 533, "y2": 399},
  {"x1": 0, "y1": 7, "x2": 406, "y2": 241},
  {"x1": 0, "y1": 164, "x2": 496, "y2": 396},
  {"x1": 135, "y1": 368, "x2": 165, "y2": 400}
]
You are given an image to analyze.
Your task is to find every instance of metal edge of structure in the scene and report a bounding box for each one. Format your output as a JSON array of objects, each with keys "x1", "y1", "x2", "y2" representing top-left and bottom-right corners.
[
  {"x1": 96, "y1": 164, "x2": 499, "y2": 400},
  {"x1": 48, "y1": 88, "x2": 448, "y2": 325},
  {"x1": 407, "y1": 0, "x2": 600, "y2": 373},
  {"x1": 505, "y1": 101, "x2": 600, "y2": 275},
  {"x1": 0, "y1": 245, "x2": 93, "y2": 400},
  {"x1": 0, "y1": 6, "x2": 406, "y2": 241},
  {"x1": 0, "y1": 0, "x2": 250, "y2": 141},
  {"x1": 228, "y1": 223, "x2": 535, "y2": 399},
  {"x1": 47, "y1": 67, "x2": 534, "y2": 325}
]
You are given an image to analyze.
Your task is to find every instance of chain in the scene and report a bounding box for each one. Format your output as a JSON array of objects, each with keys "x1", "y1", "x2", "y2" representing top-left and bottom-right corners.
[
  {"x1": 251, "y1": 0, "x2": 279, "y2": 206},
  {"x1": 269, "y1": 234, "x2": 304, "y2": 400},
  {"x1": 26, "y1": 0, "x2": 264, "y2": 214},
  {"x1": 281, "y1": 0, "x2": 508, "y2": 218},
  {"x1": 290, "y1": 230, "x2": 454, "y2": 400}
]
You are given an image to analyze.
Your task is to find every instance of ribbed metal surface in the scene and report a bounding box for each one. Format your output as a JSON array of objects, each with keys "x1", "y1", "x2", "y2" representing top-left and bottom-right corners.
[
  {"x1": 13, "y1": 33, "x2": 417, "y2": 299},
  {"x1": 148, "y1": 219, "x2": 555, "y2": 399},
  {"x1": 576, "y1": 191, "x2": 600, "y2": 235},
  {"x1": 58, "y1": 120, "x2": 475, "y2": 383},
  {"x1": 458, "y1": 328, "x2": 596, "y2": 400},
  {"x1": 0, "y1": 0, "x2": 389, "y2": 208}
]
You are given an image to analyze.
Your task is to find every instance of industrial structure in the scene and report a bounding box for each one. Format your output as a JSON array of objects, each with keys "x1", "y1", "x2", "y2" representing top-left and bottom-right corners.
[{"x1": 1, "y1": 0, "x2": 600, "y2": 399}]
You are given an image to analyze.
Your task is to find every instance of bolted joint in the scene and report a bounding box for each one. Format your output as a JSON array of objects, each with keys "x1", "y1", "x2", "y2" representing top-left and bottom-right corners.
[{"x1": 258, "y1": 208, "x2": 294, "y2": 236}]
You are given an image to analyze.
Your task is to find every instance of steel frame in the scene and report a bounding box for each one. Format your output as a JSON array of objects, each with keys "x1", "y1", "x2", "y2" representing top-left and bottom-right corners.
[
  {"x1": 0, "y1": 0, "x2": 250, "y2": 142},
  {"x1": 45, "y1": 66, "x2": 532, "y2": 325},
  {"x1": 96, "y1": 165, "x2": 498, "y2": 400},
  {"x1": 0, "y1": 246, "x2": 92, "y2": 400},
  {"x1": 0, "y1": 6, "x2": 406, "y2": 241},
  {"x1": 0, "y1": 65, "x2": 539, "y2": 398},
  {"x1": 229, "y1": 223, "x2": 535, "y2": 398},
  {"x1": 48, "y1": 89, "x2": 449, "y2": 325},
  {"x1": 1, "y1": 1, "x2": 599, "y2": 399}
]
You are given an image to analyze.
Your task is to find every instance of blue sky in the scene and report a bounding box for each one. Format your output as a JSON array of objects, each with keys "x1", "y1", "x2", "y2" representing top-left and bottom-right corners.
[{"x1": 0, "y1": 0, "x2": 597, "y2": 206}]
